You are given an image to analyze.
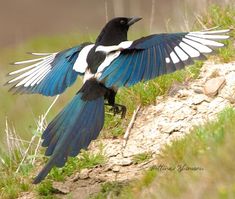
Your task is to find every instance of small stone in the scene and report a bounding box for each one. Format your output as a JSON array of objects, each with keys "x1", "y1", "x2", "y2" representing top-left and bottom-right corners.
[
  {"x1": 117, "y1": 158, "x2": 133, "y2": 166},
  {"x1": 203, "y1": 77, "x2": 226, "y2": 97},
  {"x1": 52, "y1": 182, "x2": 70, "y2": 194},
  {"x1": 189, "y1": 94, "x2": 209, "y2": 105},
  {"x1": 177, "y1": 89, "x2": 190, "y2": 98},
  {"x1": 168, "y1": 82, "x2": 187, "y2": 96},
  {"x1": 161, "y1": 123, "x2": 178, "y2": 134},
  {"x1": 104, "y1": 143, "x2": 121, "y2": 157},
  {"x1": 191, "y1": 105, "x2": 198, "y2": 111},
  {"x1": 194, "y1": 88, "x2": 203, "y2": 94},
  {"x1": 226, "y1": 72, "x2": 235, "y2": 86},
  {"x1": 112, "y1": 165, "x2": 121, "y2": 172},
  {"x1": 79, "y1": 168, "x2": 90, "y2": 179}
]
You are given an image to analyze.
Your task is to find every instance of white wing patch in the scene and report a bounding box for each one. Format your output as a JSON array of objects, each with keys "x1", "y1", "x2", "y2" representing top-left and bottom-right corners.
[
  {"x1": 192, "y1": 29, "x2": 230, "y2": 34},
  {"x1": 174, "y1": 46, "x2": 189, "y2": 61},
  {"x1": 188, "y1": 32, "x2": 229, "y2": 40},
  {"x1": 179, "y1": 42, "x2": 200, "y2": 58},
  {"x1": 185, "y1": 35, "x2": 224, "y2": 47},
  {"x1": 165, "y1": 57, "x2": 170, "y2": 63},
  {"x1": 182, "y1": 38, "x2": 212, "y2": 53},
  {"x1": 166, "y1": 29, "x2": 230, "y2": 64},
  {"x1": 170, "y1": 52, "x2": 180, "y2": 63},
  {"x1": 73, "y1": 44, "x2": 95, "y2": 73},
  {"x1": 8, "y1": 53, "x2": 56, "y2": 87}
]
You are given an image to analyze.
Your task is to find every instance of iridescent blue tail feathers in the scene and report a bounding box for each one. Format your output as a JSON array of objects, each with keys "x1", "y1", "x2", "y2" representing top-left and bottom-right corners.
[{"x1": 33, "y1": 92, "x2": 104, "y2": 184}]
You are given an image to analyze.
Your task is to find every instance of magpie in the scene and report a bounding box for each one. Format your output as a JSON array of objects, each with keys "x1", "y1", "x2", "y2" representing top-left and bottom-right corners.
[{"x1": 7, "y1": 17, "x2": 230, "y2": 183}]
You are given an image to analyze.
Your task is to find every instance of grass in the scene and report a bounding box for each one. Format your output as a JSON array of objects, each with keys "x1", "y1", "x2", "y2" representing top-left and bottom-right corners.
[
  {"x1": 91, "y1": 107, "x2": 235, "y2": 199},
  {"x1": 132, "y1": 152, "x2": 152, "y2": 164},
  {"x1": 139, "y1": 107, "x2": 235, "y2": 199},
  {"x1": 90, "y1": 168, "x2": 158, "y2": 199},
  {"x1": 0, "y1": 173, "x2": 30, "y2": 199},
  {"x1": 0, "y1": 4, "x2": 234, "y2": 199},
  {"x1": 0, "y1": 123, "x2": 34, "y2": 199},
  {"x1": 0, "y1": 131, "x2": 105, "y2": 199},
  {"x1": 36, "y1": 180, "x2": 58, "y2": 199},
  {"x1": 48, "y1": 150, "x2": 106, "y2": 182},
  {"x1": 90, "y1": 182, "x2": 128, "y2": 199},
  {"x1": 35, "y1": 150, "x2": 106, "y2": 198},
  {"x1": 198, "y1": 5, "x2": 235, "y2": 62}
]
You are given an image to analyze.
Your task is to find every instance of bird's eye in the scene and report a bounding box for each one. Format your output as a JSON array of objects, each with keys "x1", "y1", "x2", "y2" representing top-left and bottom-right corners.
[{"x1": 120, "y1": 20, "x2": 126, "y2": 25}]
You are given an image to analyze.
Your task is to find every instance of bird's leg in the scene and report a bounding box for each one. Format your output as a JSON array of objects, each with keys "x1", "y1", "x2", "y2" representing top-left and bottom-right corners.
[{"x1": 104, "y1": 89, "x2": 126, "y2": 118}]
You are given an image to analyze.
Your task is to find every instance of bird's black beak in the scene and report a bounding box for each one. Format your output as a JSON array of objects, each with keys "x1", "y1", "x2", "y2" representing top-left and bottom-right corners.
[{"x1": 127, "y1": 17, "x2": 142, "y2": 26}]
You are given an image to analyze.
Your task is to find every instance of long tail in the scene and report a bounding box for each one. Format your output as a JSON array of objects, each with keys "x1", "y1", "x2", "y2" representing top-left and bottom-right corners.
[{"x1": 33, "y1": 80, "x2": 105, "y2": 184}]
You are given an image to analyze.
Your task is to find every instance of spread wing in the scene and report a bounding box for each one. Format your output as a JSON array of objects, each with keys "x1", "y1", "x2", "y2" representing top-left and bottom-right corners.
[
  {"x1": 7, "y1": 43, "x2": 94, "y2": 96},
  {"x1": 98, "y1": 29, "x2": 230, "y2": 88}
]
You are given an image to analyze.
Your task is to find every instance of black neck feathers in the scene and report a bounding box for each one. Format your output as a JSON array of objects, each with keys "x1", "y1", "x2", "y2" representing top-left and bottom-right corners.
[{"x1": 95, "y1": 17, "x2": 130, "y2": 46}]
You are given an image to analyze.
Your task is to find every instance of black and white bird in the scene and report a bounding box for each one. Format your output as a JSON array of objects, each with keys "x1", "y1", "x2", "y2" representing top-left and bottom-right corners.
[{"x1": 7, "y1": 17, "x2": 230, "y2": 183}]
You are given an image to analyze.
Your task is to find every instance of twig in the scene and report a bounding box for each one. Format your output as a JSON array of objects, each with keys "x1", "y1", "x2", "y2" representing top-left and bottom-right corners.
[
  {"x1": 9, "y1": 137, "x2": 32, "y2": 144},
  {"x1": 165, "y1": 19, "x2": 171, "y2": 33},
  {"x1": 201, "y1": 26, "x2": 221, "y2": 31},
  {"x1": 16, "y1": 95, "x2": 59, "y2": 172},
  {"x1": 44, "y1": 95, "x2": 60, "y2": 119},
  {"x1": 12, "y1": 125, "x2": 24, "y2": 156},
  {"x1": 183, "y1": 1, "x2": 190, "y2": 32},
  {"x1": 5, "y1": 119, "x2": 12, "y2": 163},
  {"x1": 16, "y1": 134, "x2": 36, "y2": 173},
  {"x1": 32, "y1": 95, "x2": 60, "y2": 164},
  {"x1": 149, "y1": 0, "x2": 156, "y2": 33},
  {"x1": 31, "y1": 116, "x2": 44, "y2": 165},
  {"x1": 122, "y1": 105, "x2": 141, "y2": 148},
  {"x1": 194, "y1": 14, "x2": 208, "y2": 30},
  {"x1": 104, "y1": 0, "x2": 108, "y2": 23},
  {"x1": 5, "y1": 119, "x2": 12, "y2": 153}
]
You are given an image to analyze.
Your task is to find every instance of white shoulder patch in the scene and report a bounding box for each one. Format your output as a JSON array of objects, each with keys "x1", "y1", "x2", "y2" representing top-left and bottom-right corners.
[
  {"x1": 97, "y1": 51, "x2": 121, "y2": 73},
  {"x1": 73, "y1": 44, "x2": 95, "y2": 73},
  {"x1": 118, "y1": 41, "x2": 133, "y2": 49},
  {"x1": 95, "y1": 41, "x2": 133, "y2": 54},
  {"x1": 94, "y1": 41, "x2": 133, "y2": 77}
]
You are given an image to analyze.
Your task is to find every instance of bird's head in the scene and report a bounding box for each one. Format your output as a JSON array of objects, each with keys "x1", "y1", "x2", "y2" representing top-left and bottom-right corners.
[
  {"x1": 105, "y1": 17, "x2": 142, "y2": 31},
  {"x1": 96, "y1": 17, "x2": 142, "y2": 46}
]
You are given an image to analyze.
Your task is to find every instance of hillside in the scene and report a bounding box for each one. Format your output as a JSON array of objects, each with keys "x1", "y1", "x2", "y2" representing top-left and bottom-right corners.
[
  {"x1": 16, "y1": 60, "x2": 234, "y2": 199},
  {"x1": 0, "y1": 5, "x2": 234, "y2": 199}
]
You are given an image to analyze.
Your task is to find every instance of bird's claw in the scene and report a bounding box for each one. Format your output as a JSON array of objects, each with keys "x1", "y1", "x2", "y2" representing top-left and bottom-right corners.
[{"x1": 106, "y1": 103, "x2": 126, "y2": 118}]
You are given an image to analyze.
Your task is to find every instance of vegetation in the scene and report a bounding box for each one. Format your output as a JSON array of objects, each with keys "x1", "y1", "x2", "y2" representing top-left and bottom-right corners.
[
  {"x1": 91, "y1": 107, "x2": 235, "y2": 199},
  {"x1": 0, "y1": 4, "x2": 234, "y2": 199},
  {"x1": 36, "y1": 180, "x2": 57, "y2": 199},
  {"x1": 132, "y1": 152, "x2": 152, "y2": 164},
  {"x1": 36, "y1": 150, "x2": 106, "y2": 198},
  {"x1": 199, "y1": 5, "x2": 235, "y2": 62},
  {"x1": 48, "y1": 150, "x2": 106, "y2": 182},
  {"x1": 90, "y1": 182, "x2": 128, "y2": 199}
]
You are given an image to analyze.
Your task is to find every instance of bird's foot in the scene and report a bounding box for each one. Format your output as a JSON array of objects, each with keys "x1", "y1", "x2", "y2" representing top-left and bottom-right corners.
[{"x1": 105, "y1": 103, "x2": 126, "y2": 118}]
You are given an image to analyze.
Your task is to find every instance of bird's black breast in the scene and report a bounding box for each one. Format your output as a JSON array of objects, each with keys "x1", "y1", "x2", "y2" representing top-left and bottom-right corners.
[{"x1": 86, "y1": 47, "x2": 106, "y2": 74}]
